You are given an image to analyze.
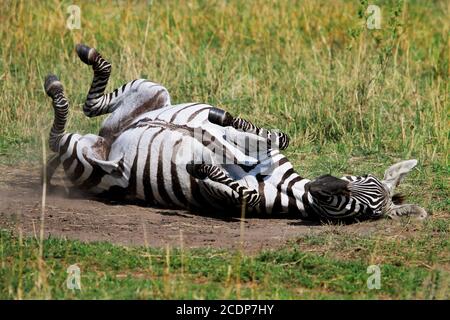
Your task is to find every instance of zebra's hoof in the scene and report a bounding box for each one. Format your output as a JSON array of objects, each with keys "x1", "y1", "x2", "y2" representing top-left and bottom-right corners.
[
  {"x1": 44, "y1": 74, "x2": 63, "y2": 98},
  {"x1": 208, "y1": 107, "x2": 234, "y2": 127},
  {"x1": 76, "y1": 43, "x2": 97, "y2": 65}
]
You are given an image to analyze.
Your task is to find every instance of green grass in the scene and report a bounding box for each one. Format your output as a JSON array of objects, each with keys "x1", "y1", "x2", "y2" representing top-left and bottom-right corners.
[
  {"x1": 1, "y1": 229, "x2": 448, "y2": 299},
  {"x1": 0, "y1": 0, "x2": 448, "y2": 299}
]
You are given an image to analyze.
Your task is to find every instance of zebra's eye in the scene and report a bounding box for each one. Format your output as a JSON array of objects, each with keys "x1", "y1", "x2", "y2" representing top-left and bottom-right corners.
[{"x1": 323, "y1": 196, "x2": 334, "y2": 203}]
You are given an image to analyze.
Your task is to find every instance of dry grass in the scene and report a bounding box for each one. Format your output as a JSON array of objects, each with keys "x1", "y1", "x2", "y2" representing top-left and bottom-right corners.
[{"x1": 0, "y1": 0, "x2": 447, "y2": 167}]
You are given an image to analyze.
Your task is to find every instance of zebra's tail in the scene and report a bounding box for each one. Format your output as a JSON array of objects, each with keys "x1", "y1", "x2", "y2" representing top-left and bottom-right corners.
[{"x1": 44, "y1": 74, "x2": 69, "y2": 153}]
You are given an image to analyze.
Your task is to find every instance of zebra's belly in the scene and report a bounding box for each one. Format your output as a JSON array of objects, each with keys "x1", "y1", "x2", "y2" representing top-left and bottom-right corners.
[
  {"x1": 95, "y1": 125, "x2": 196, "y2": 207},
  {"x1": 94, "y1": 129, "x2": 268, "y2": 210},
  {"x1": 86, "y1": 102, "x2": 303, "y2": 213}
]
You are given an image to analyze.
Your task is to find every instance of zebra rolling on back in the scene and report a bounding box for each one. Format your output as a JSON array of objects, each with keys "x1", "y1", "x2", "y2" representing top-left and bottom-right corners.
[{"x1": 44, "y1": 44, "x2": 427, "y2": 222}]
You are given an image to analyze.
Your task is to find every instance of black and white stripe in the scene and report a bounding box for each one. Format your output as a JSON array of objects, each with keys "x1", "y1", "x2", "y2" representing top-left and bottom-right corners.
[{"x1": 44, "y1": 44, "x2": 401, "y2": 222}]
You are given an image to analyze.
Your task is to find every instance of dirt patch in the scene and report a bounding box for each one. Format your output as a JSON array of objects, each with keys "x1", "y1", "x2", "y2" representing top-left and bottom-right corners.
[{"x1": 0, "y1": 164, "x2": 385, "y2": 252}]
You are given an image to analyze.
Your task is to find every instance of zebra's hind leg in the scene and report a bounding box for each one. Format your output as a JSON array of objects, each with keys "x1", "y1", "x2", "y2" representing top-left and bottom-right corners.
[
  {"x1": 76, "y1": 44, "x2": 171, "y2": 118},
  {"x1": 76, "y1": 44, "x2": 113, "y2": 117},
  {"x1": 44, "y1": 74, "x2": 69, "y2": 153},
  {"x1": 76, "y1": 44, "x2": 171, "y2": 136},
  {"x1": 208, "y1": 107, "x2": 289, "y2": 150},
  {"x1": 43, "y1": 74, "x2": 70, "y2": 184},
  {"x1": 186, "y1": 163, "x2": 261, "y2": 207}
]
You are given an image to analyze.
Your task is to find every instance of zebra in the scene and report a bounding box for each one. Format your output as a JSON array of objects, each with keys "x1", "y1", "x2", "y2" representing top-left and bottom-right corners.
[{"x1": 43, "y1": 44, "x2": 427, "y2": 222}]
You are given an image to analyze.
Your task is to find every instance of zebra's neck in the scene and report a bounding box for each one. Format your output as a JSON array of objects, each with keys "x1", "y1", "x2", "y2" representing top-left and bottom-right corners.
[{"x1": 254, "y1": 152, "x2": 310, "y2": 216}]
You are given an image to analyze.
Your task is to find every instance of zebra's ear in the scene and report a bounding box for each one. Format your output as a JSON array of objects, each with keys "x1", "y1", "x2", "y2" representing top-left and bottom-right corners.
[
  {"x1": 382, "y1": 159, "x2": 418, "y2": 195},
  {"x1": 387, "y1": 204, "x2": 427, "y2": 220}
]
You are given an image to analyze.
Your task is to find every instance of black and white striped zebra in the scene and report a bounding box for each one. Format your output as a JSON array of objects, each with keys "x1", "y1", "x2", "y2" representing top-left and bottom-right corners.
[{"x1": 44, "y1": 44, "x2": 427, "y2": 222}]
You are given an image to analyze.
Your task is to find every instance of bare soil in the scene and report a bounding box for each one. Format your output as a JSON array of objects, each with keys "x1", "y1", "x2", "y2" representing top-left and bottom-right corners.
[{"x1": 0, "y1": 164, "x2": 385, "y2": 252}]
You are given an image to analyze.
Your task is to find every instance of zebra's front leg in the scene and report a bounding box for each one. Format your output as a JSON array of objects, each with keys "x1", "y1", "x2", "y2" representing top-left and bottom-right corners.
[
  {"x1": 186, "y1": 163, "x2": 261, "y2": 207},
  {"x1": 208, "y1": 107, "x2": 289, "y2": 150}
]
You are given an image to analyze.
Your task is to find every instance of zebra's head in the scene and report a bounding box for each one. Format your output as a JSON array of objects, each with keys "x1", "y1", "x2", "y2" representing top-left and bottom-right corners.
[
  {"x1": 381, "y1": 159, "x2": 427, "y2": 220},
  {"x1": 305, "y1": 159, "x2": 427, "y2": 221}
]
